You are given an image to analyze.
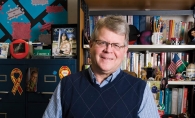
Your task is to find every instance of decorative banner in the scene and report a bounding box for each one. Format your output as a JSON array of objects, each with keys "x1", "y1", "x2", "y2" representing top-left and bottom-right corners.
[
  {"x1": 10, "y1": 68, "x2": 23, "y2": 95},
  {"x1": 59, "y1": 66, "x2": 71, "y2": 79}
]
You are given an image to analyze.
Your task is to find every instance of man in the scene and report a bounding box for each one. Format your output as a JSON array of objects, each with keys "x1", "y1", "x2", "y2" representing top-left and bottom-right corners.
[{"x1": 43, "y1": 15, "x2": 159, "y2": 118}]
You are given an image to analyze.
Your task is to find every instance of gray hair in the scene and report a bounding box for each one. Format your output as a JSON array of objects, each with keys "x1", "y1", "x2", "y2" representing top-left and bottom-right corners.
[{"x1": 90, "y1": 15, "x2": 129, "y2": 46}]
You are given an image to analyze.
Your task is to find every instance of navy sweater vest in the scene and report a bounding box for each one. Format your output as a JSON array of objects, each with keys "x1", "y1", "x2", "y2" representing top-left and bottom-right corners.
[{"x1": 61, "y1": 69, "x2": 146, "y2": 118}]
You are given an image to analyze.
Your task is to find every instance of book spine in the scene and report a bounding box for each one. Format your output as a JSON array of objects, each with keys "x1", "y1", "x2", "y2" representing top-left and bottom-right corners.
[
  {"x1": 171, "y1": 88, "x2": 178, "y2": 115},
  {"x1": 133, "y1": 15, "x2": 140, "y2": 31},
  {"x1": 182, "y1": 87, "x2": 188, "y2": 113},
  {"x1": 177, "y1": 88, "x2": 183, "y2": 114},
  {"x1": 159, "y1": 90, "x2": 165, "y2": 105},
  {"x1": 139, "y1": 15, "x2": 146, "y2": 32},
  {"x1": 164, "y1": 88, "x2": 170, "y2": 114},
  {"x1": 168, "y1": 89, "x2": 172, "y2": 114}
]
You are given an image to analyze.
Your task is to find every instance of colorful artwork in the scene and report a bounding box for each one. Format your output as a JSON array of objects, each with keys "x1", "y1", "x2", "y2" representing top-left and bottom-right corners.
[
  {"x1": 0, "y1": 0, "x2": 67, "y2": 42},
  {"x1": 51, "y1": 24, "x2": 77, "y2": 58}
]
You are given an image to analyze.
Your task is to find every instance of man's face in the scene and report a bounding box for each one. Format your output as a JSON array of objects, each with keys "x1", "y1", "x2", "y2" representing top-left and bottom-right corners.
[{"x1": 89, "y1": 27, "x2": 128, "y2": 74}]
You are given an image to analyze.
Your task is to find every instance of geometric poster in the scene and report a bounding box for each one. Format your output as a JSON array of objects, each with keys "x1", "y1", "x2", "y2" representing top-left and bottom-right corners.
[{"x1": 0, "y1": 0, "x2": 67, "y2": 43}]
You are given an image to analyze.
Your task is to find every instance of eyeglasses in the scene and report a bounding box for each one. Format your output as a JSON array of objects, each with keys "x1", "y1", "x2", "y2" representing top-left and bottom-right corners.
[{"x1": 94, "y1": 40, "x2": 126, "y2": 50}]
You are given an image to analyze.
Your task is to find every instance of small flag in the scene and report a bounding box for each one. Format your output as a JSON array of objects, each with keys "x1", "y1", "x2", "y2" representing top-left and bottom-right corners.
[
  {"x1": 168, "y1": 54, "x2": 183, "y2": 74},
  {"x1": 177, "y1": 61, "x2": 188, "y2": 73}
]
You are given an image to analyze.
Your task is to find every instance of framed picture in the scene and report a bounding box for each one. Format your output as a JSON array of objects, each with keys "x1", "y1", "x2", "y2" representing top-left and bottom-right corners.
[
  {"x1": 9, "y1": 39, "x2": 30, "y2": 59},
  {"x1": 26, "y1": 67, "x2": 39, "y2": 92},
  {"x1": 0, "y1": 43, "x2": 9, "y2": 59},
  {"x1": 51, "y1": 24, "x2": 77, "y2": 58}
]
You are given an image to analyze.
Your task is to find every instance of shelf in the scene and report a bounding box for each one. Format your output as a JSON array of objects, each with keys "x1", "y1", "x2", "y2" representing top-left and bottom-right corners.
[
  {"x1": 84, "y1": 0, "x2": 195, "y2": 11},
  {"x1": 127, "y1": 45, "x2": 195, "y2": 52},
  {"x1": 89, "y1": 10, "x2": 193, "y2": 16},
  {"x1": 83, "y1": 45, "x2": 195, "y2": 52},
  {"x1": 168, "y1": 81, "x2": 195, "y2": 85}
]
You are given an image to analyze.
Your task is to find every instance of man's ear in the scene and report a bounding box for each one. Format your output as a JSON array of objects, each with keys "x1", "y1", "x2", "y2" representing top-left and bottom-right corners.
[{"x1": 124, "y1": 46, "x2": 128, "y2": 53}]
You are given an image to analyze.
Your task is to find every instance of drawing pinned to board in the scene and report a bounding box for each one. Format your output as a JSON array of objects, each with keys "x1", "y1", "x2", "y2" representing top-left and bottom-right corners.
[
  {"x1": 46, "y1": 5, "x2": 64, "y2": 13},
  {"x1": 31, "y1": 0, "x2": 48, "y2": 6},
  {"x1": 6, "y1": 5, "x2": 25, "y2": 20},
  {"x1": 12, "y1": 22, "x2": 31, "y2": 40}
]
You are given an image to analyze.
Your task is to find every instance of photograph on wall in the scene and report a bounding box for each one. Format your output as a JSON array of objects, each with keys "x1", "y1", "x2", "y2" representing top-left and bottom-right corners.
[
  {"x1": 51, "y1": 24, "x2": 77, "y2": 58},
  {"x1": 0, "y1": 43, "x2": 9, "y2": 59},
  {"x1": 147, "y1": 81, "x2": 161, "y2": 106},
  {"x1": 26, "y1": 67, "x2": 39, "y2": 92}
]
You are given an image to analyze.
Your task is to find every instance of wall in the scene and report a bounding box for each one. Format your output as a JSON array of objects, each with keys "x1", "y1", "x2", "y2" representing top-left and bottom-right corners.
[{"x1": 68, "y1": 0, "x2": 77, "y2": 24}]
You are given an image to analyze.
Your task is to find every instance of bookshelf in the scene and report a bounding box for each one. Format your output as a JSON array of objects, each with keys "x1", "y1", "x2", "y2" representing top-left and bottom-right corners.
[
  {"x1": 84, "y1": 0, "x2": 195, "y2": 11},
  {"x1": 79, "y1": 0, "x2": 195, "y2": 77},
  {"x1": 84, "y1": 45, "x2": 195, "y2": 52},
  {"x1": 79, "y1": 0, "x2": 195, "y2": 116}
]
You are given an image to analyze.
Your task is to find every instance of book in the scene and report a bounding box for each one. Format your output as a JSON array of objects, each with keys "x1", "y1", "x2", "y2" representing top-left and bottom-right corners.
[
  {"x1": 168, "y1": 89, "x2": 172, "y2": 114},
  {"x1": 177, "y1": 88, "x2": 183, "y2": 114},
  {"x1": 133, "y1": 15, "x2": 140, "y2": 31},
  {"x1": 171, "y1": 88, "x2": 178, "y2": 115},
  {"x1": 159, "y1": 90, "x2": 165, "y2": 105},
  {"x1": 164, "y1": 88, "x2": 170, "y2": 114},
  {"x1": 139, "y1": 15, "x2": 146, "y2": 32},
  {"x1": 181, "y1": 86, "x2": 188, "y2": 113}
]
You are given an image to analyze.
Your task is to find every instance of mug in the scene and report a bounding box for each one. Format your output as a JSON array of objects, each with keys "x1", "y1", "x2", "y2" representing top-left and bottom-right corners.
[
  {"x1": 151, "y1": 32, "x2": 163, "y2": 45},
  {"x1": 183, "y1": 69, "x2": 195, "y2": 78}
]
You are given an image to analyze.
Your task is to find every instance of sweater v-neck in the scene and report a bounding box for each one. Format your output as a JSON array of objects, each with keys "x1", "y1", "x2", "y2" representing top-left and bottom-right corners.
[{"x1": 83, "y1": 69, "x2": 124, "y2": 92}]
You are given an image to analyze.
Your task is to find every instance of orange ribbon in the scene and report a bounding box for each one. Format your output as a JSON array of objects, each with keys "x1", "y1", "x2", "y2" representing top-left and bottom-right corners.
[{"x1": 10, "y1": 68, "x2": 23, "y2": 95}]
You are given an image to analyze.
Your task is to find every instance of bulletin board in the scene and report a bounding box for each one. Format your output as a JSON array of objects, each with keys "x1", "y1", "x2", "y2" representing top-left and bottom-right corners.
[{"x1": 0, "y1": 0, "x2": 68, "y2": 43}]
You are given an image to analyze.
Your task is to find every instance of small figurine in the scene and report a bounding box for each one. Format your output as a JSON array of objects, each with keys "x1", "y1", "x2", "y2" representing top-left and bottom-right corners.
[
  {"x1": 187, "y1": 27, "x2": 195, "y2": 44},
  {"x1": 155, "y1": 70, "x2": 162, "y2": 81},
  {"x1": 123, "y1": 70, "x2": 137, "y2": 77},
  {"x1": 176, "y1": 72, "x2": 183, "y2": 80},
  {"x1": 141, "y1": 69, "x2": 147, "y2": 80},
  {"x1": 148, "y1": 62, "x2": 152, "y2": 68}
]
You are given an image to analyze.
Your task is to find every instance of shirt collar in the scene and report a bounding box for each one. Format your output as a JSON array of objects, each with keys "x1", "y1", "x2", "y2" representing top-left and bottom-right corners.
[{"x1": 88, "y1": 66, "x2": 121, "y2": 87}]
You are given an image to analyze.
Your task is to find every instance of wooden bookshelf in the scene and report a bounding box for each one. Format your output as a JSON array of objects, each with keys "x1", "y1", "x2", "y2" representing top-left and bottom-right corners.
[
  {"x1": 83, "y1": 45, "x2": 195, "y2": 52},
  {"x1": 85, "y1": 0, "x2": 195, "y2": 11}
]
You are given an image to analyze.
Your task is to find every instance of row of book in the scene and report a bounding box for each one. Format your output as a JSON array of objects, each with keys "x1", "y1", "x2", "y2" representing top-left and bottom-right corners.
[
  {"x1": 121, "y1": 51, "x2": 189, "y2": 79},
  {"x1": 164, "y1": 86, "x2": 195, "y2": 117},
  {"x1": 87, "y1": 15, "x2": 194, "y2": 45},
  {"x1": 147, "y1": 81, "x2": 195, "y2": 117}
]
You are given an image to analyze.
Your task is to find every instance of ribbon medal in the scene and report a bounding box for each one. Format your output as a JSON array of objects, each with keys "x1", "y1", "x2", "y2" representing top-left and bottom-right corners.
[{"x1": 10, "y1": 68, "x2": 23, "y2": 95}]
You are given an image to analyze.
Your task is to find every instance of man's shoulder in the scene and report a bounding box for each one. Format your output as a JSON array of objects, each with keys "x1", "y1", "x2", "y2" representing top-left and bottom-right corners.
[{"x1": 61, "y1": 69, "x2": 88, "y2": 82}]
